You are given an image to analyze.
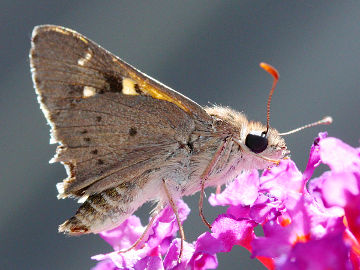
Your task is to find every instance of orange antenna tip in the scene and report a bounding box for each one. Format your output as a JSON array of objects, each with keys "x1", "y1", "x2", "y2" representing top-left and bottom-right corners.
[
  {"x1": 260, "y1": 62, "x2": 280, "y2": 133},
  {"x1": 260, "y1": 62, "x2": 279, "y2": 80}
]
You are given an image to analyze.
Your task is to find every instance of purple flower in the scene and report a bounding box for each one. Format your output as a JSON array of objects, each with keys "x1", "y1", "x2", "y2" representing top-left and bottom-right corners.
[
  {"x1": 311, "y1": 136, "x2": 360, "y2": 266},
  {"x1": 251, "y1": 134, "x2": 360, "y2": 269},
  {"x1": 279, "y1": 230, "x2": 352, "y2": 270},
  {"x1": 92, "y1": 200, "x2": 192, "y2": 269},
  {"x1": 91, "y1": 133, "x2": 360, "y2": 269}
]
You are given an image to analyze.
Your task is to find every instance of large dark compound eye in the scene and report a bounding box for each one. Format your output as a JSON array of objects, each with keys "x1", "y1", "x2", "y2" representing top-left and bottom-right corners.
[{"x1": 245, "y1": 132, "x2": 268, "y2": 153}]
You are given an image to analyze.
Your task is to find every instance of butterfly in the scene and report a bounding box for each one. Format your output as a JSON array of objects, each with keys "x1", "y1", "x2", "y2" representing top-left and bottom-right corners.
[{"x1": 31, "y1": 25, "x2": 330, "y2": 259}]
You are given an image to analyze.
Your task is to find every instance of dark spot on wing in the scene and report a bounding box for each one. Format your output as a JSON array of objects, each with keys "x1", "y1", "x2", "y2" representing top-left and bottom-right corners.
[
  {"x1": 104, "y1": 73, "x2": 123, "y2": 93},
  {"x1": 134, "y1": 84, "x2": 142, "y2": 94},
  {"x1": 91, "y1": 149, "x2": 98, "y2": 155},
  {"x1": 96, "y1": 116, "x2": 102, "y2": 122},
  {"x1": 129, "y1": 127, "x2": 137, "y2": 136},
  {"x1": 84, "y1": 137, "x2": 91, "y2": 142},
  {"x1": 97, "y1": 159, "x2": 104, "y2": 165},
  {"x1": 80, "y1": 129, "x2": 88, "y2": 134}
]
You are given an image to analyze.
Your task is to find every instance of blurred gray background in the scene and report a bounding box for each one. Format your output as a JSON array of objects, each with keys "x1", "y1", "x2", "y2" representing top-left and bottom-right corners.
[{"x1": 1, "y1": 1, "x2": 360, "y2": 269}]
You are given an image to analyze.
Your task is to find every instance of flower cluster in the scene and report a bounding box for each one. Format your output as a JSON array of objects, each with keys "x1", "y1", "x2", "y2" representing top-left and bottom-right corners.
[{"x1": 92, "y1": 133, "x2": 360, "y2": 269}]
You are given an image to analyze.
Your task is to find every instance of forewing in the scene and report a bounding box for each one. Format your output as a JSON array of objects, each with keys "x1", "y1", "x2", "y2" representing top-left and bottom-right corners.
[{"x1": 30, "y1": 25, "x2": 208, "y2": 197}]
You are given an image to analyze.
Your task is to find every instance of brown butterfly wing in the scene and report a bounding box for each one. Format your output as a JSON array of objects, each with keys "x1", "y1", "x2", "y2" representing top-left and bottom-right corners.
[{"x1": 30, "y1": 25, "x2": 211, "y2": 198}]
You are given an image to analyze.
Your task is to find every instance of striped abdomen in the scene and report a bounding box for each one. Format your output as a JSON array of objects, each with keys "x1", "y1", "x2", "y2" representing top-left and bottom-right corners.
[{"x1": 59, "y1": 182, "x2": 142, "y2": 235}]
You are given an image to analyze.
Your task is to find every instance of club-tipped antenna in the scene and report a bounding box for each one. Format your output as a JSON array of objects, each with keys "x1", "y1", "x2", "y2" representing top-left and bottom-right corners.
[
  {"x1": 279, "y1": 116, "x2": 333, "y2": 136},
  {"x1": 260, "y1": 62, "x2": 279, "y2": 134}
]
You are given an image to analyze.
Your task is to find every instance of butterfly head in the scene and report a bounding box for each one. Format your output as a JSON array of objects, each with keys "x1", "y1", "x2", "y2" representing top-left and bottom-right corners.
[
  {"x1": 205, "y1": 106, "x2": 288, "y2": 166},
  {"x1": 239, "y1": 120, "x2": 288, "y2": 165}
]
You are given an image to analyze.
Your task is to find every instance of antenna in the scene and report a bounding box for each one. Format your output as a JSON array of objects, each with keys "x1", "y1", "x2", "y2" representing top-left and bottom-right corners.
[
  {"x1": 279, "y1": 116, "x2": 333, "y2": 136},
  {"x1": 259, "y1": 63, "x2": 332, "y2": 136},
  {"x1": 260, "y1": 62, "x2": 279, "y2": 134}
]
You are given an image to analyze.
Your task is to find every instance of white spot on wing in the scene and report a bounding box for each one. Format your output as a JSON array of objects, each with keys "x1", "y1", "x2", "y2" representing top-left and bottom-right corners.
[
  {"x1": 122, "y1": 78, "x2": 139, "y2": 95},
  {"x1": 78, "y1": 58, "x2": 86, "y2": 66},
  {"x1": 78, "y1": 195, "x2": 89, "y2": 204},
  {"x1": 83, "y1": 86, "x2": 96, "y2": 98},
  {"x1": 77, "y1": 50, "x2": 92, "y2": 66},
  {"x1": 85, "y1": 52, "x2": 92, "y2": 60}
]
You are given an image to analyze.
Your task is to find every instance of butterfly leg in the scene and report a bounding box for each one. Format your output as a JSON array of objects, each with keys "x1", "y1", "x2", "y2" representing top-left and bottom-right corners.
[
  {"x1": 198, "y1": 138, "x2": 229, "y2": 230},
  {"x1": 117, "y1": 204, "x2": 162, "y2": 254},
  {"x1": 199, "y1": 180, "x2": 212, "y2": 229},
  {"x1": 162, "y1": 179, "x2": 185, "y2": 263}
]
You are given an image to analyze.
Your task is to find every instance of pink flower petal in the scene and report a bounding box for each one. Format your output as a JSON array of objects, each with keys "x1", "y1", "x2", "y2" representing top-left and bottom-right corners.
[
  {"x1": 302, "y1": 132, "x2": 327, "y2": 183},
  {"x1": 133, "y1": 254, "x2": 164, "y2": 270},
  {"x1": 211, "y1": 214, "x2": 256, "y2": 251},
  {"x1": 92, "y1": 248, "x2": 151, "y2": 269},
  {"x1": 189, "y1": 253, "x2": 218, "y2": 270},
  {"x1": 147, "y1": 200, "x2": 190, "y2": 251},
  {"x1": 163, "y1": 239, "x2": 195, "y2": 270},
  {"x1": 186, "y1": 215, "x2": 257, "y2": 269},
  {"x1": 260, "y1": 160, "x2": 303, "y2": 199},
  {"x1": 188, "y1": 233, "x2": 219, "y2": 270},
  {"x1": 319, "y1": 137, "x2": 360, "y2": 172},
  {"x1": 99, "y1": 216, "x2": 144, "y2": 250},
  {"x1": 321, "y1": 172, "x2": 359, "y2": 207},
  {"x1": 226, "y1": 205, "x2": 251, "y2": 220},
  {"x1": 249, "y1": 194, "x2": 283, "y2": 224},
  {"x1": 209, "y1": 170, "x2": 260, "y2": 206}
]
